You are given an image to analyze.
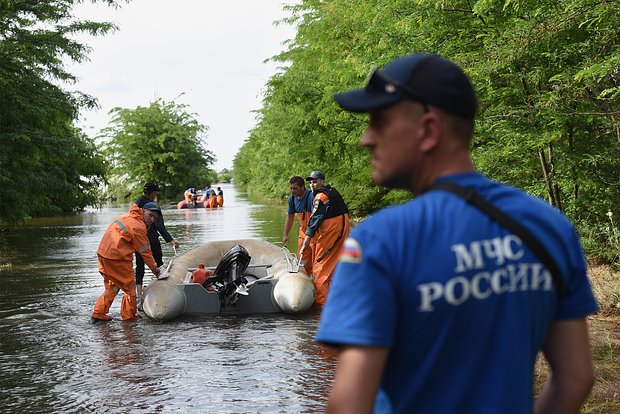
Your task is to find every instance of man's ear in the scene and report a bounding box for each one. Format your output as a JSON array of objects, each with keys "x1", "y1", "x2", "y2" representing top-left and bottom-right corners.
[{"x1": 419, "y1": 112, "x2": 441, "y2": 153}]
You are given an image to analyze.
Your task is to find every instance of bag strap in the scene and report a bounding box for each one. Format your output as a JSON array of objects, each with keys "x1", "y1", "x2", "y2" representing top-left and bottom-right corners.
[{"x1": 427, "y1": 181, "x2": 564, "y2": 297}]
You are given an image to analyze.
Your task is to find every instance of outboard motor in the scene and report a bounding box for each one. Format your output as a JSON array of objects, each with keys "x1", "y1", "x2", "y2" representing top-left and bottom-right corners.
[{"x1": 203, "y1": 244, "x2": 251, "y2": 309}]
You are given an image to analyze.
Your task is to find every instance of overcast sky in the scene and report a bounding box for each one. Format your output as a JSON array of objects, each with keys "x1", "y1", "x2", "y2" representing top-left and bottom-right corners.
[{"x1": 67, "y1": 0, "x2": 298, "y2": 171}]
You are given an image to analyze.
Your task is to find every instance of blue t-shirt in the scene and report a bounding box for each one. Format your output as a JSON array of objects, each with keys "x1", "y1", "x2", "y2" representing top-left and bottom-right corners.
[
  {"x1": 288, "y1": 189, "x2": 313, "y2": 215},
  {"x1": 316, "y1": 173, "x2": 598, "y2": 414}
]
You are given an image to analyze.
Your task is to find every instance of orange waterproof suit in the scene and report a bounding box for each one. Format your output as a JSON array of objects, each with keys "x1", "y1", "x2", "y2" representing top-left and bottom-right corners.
[
  {"x1": 209, "y1": 196, "x2": 219, "y2": 208},
  {"x1": 306, "y1": 186, "x2": 350, "y2": 306},
  {"x1": 296, "y1": 206, "x2": 314, "y2": 275},
  {"x1": 92, "y1": 203, "x2": 158, "y2": 321},
  {"x1": 216, "y1": 193, "x2": 224, "y2": 207}
]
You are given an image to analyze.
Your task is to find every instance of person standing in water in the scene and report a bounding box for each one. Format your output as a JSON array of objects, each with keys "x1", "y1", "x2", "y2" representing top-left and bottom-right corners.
[
  {"x1": 134, "y1": 182, "x2": 179, "y2": 310},
  {"x1": 92, "y1": 202, "x2": 162, "y2": 322},
  {"x1": 282, "y1": 176, "x2": 314, "y2": 275},
  {"x1": 299, "y1": 170, "x2": 350, "y2": 306}
]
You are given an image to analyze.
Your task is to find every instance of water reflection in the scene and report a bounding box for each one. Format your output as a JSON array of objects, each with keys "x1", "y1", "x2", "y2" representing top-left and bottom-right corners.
[{"x1": 0, "y1": 183, "x2": 331, "y2": 413}]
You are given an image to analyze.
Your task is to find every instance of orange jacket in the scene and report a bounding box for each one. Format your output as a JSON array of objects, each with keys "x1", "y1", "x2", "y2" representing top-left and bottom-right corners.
[{"x1": 97, "y1": 203, "x2": 158, "y2": 271}]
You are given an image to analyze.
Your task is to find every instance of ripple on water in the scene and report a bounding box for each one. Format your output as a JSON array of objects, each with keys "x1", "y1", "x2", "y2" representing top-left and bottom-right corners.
[{"x1": 1, "y1": 187, "x2": 335, "y2": 413}]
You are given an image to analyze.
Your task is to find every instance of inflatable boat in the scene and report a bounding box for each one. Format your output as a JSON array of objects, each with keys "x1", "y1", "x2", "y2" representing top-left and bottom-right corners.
[
  {"x1": 142, "y1": 239, "x2": 315, "y2": 321},
  {"x1": 176, "y1": 194, "x2": 221, "y2": 209}
]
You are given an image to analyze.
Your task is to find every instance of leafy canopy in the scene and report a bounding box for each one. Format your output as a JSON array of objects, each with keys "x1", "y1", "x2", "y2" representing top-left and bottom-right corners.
[
  {"x1": 102, "y1": 99, "x2": 216, "y2": 201},
  {"x1": 0, "y1": 0, "x2": 121, "y2": 222},
  {"x1": 234, "y1": 0, "x2": 620, "y2": 262}
]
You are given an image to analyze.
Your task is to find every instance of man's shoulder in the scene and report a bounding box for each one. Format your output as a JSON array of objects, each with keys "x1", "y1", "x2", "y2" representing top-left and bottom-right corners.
[
  {"x1": 322, "y1": 184, "x2": 343, "y2": 196},
  {"x1": 314, "y1": 191, "x2": 329, "y2": 201},
  {"x1": 354, "y1": 201, "x2": 417, "y2": 232},
  {"x1": 135, "y1": 195, "x2": 151, "y2": 207}
]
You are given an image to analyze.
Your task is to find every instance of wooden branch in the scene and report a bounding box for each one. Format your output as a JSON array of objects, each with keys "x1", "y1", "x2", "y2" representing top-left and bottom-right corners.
[{"x1": 539, "y1": 147, "x2": 556, "y2": 206}]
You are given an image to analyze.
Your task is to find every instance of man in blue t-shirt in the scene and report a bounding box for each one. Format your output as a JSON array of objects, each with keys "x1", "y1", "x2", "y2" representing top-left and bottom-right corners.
[
  {"x1": 282, "y1": 176, "x2": 314, "y2": 275},
  {"x1": 316, "y1": 54, "x2": 598, "y2": 414}
]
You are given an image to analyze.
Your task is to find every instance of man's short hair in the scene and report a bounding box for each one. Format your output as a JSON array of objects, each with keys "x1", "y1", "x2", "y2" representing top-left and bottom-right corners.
[{"x1": 289, "y1": 176, "x2": 305, "y2": 187}]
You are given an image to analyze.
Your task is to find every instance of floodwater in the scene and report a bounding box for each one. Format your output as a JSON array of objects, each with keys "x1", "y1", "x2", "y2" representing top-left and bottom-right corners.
[{"x1": 0, "y1": 184, "x2": 336, "y2": 413}]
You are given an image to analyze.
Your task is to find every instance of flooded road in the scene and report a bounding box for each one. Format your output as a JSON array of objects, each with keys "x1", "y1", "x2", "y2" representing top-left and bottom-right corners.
[{"x1": 0, "y1": 184, "x2": 336, "y2": 413}]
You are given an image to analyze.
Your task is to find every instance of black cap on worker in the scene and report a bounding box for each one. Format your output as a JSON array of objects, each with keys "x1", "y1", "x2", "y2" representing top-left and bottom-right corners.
[
  {"x1": 143, "y1": 182, "x2": 161, "y2": 194},
  {"x1": 333, "y1": 54, "x2": 477, "y2": 120}
]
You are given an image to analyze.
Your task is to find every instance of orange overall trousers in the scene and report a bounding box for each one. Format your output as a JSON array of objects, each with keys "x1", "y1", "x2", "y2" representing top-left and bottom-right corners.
[{"x1": 312, "y1": 213, "x2": 350, "y2": 306}]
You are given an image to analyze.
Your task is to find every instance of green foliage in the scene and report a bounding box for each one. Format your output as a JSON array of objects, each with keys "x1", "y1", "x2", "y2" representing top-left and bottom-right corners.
[
  {"x1": 102, "y1": 99, "x2": 216, "y2": 201},
  {"x1": 217, "y1": 168, "x2": 233, "y2": 183},
  {"x1": 0, "y1": 0, "x2": 118, "y2": 223},
  {"x1": 234, "y1": 0, "x2": 620, "y2": 262}
]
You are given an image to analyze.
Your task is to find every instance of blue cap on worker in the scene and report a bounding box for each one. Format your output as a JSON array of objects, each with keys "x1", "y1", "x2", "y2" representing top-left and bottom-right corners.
[
  {"x1": 142, "y1": 201, "x2": 161, "y2": 214},
  {"x1": 306, "y1": 171, "x2": 325, "y2": 181},
  {"x1": 333, "y1": 53, "x2": 478, "y2": 120}
]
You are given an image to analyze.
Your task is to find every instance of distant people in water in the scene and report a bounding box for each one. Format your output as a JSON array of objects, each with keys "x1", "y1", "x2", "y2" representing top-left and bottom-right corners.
[
  {"x1": 216, "y1": 187, "x2": 224, "y2": 207},
  {"x1": 177, "y1": 186, "x2": 223, "y2": 209},
  {"x1": 176, "y1": 187, "x2": 198, "y2": 209},
  {"x1": 184, "y1": 187, "x2": 197, "y2": 206},
  {"x1": 203, "y1": 189, "x2": 214, "y2": 208}
]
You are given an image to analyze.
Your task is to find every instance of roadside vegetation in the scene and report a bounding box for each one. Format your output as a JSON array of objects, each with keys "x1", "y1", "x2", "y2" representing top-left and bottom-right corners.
[
  {"x1": 0, "y1": 1, "x2": 217, "y2": 224},
  {"x1": 100, "y1": 99, "x2": 216, "y2": 202},
  {"x1": 536, "y1": 265, "x2": 620, "y2": 413},
  {"x1": 0, "y1": 0, "x2": 119, "y2": 223},
  {"x1": 234, "y1": 0, "x2": 619, "y2": 266}
]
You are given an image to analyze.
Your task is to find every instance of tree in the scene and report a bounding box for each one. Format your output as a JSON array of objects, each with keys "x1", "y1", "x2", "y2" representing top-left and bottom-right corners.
[
  {"x1": 234, "y1": 0, "x2": 620, "y2": 261},
  {"x1": 0, "y1": 0, "x2": 120, "y2": 222},
  {"x1": 102, "y1": 99, "x2": 216, "y2": 200},
  {"x1": 217, "y1": 168, "x2": 233, "y2": 183}
]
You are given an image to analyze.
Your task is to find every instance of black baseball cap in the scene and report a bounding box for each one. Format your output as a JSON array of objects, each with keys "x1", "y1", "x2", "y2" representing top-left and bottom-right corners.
[
  {"x1": 143, "y1": 182, "x2": 161, "y2": 193},
  {"x1": 334, "y1": 54, "x2": 478, "y2": 119},
  {"x1": 306, "y1": 171, "x2": 325, "y2": 181}
]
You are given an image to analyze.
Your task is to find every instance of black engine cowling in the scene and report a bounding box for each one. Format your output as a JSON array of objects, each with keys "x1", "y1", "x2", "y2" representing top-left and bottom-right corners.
[{"x1": 204, "y1": 244, "x2": 251, "y2": 308}]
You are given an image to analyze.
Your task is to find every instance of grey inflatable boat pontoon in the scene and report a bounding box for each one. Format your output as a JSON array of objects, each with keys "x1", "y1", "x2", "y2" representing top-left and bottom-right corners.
[{"x1": 142, "y1": 239, "x2": 315, "y2": 321}]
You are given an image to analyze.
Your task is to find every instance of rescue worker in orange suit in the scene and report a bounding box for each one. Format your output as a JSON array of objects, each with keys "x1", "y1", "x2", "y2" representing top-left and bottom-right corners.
[
  {"x1": 202, "y1": 191, "x2": 212, "y2": 208},
  {"x1": 282, "y1": 176, "x2": 314, "y2": 275},
  {"x1": 209, "y1": 189, "x2": 218, "y2": 208},
  {"x1": 299, "y1": 171, "x2": 350, "y2": 306},
  {"x1": 91, "y1": 202, "x2": 162, "y2": 323},
  {"x1": 216, "y1": 187, "x2": 224, "y2": 207}
]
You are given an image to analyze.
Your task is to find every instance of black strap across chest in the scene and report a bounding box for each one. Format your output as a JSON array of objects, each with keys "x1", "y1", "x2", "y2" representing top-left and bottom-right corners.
[{"x1": 427, "y1": 181, "x2": 564, "y2": 297}]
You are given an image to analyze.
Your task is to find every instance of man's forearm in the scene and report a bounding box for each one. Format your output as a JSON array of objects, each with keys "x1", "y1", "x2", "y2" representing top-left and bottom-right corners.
[
  {"x1": 534, "y1": 319, "x2": 595, "y2": 414},
  {"x1": 535, "y1": 373, "x2": 594, "y2": 414},
  {"x1": 300, "y1": 235, "x2": 312, "y2": 252},
  {"x1": 326, "y1": 346, "x2": 388, "y2": 414},
  {"x1": 283, "y1": 215, "x2": 294, "y2": 240}
]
